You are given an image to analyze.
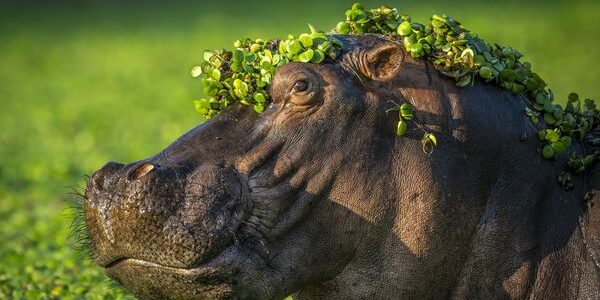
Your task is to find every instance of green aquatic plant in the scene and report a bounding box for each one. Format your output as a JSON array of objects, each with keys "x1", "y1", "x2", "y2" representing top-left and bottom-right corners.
[
  {"x1": 192, "y1": 25, "x2": 342, "y2": 118},
  {"x1": 193, "y1": 3, "x2": 598, "y2": 180}
]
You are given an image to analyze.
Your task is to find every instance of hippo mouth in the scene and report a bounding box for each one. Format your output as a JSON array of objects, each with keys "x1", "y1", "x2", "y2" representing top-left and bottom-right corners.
[
  {"x1": 103, "y1": 244, "x2": 240, "y2": 276},
  {"x1": 102, "y1": 247, "x2": 243, "y2": 299}
]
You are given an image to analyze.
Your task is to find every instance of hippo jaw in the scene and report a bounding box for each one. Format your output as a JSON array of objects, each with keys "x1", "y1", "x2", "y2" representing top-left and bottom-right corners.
[{"x1": 102, "y1": 248, "x2": 240, "y2": 299}]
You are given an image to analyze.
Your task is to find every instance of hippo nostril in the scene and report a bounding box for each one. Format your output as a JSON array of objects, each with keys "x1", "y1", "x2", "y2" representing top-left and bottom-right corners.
[
  {"x1": 90, "y1": 161, "x2": 124, "y2": 189},
  {"x1": 127, "y1": 162, "x2": 155, "y2": 181}
]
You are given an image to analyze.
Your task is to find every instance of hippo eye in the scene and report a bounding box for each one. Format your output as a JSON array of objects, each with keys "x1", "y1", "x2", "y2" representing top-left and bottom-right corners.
[{"x1": 292, "y1": 80, "x2": 309, "y2": 93}]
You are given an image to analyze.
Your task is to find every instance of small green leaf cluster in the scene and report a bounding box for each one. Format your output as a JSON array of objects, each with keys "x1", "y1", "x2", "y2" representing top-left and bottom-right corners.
[
  {"x1": 332, "y1": 3, "x2": 598, "y2": 161},
  {"x1": 559, "y1": 150, "x2": 598, "y2": 188},
  {"x1": 387, "y1": 102, "x2": 437, "y2": 153},
  {"x1": 395, "y1": 103, "x2": 413, "y2": 137},
  {"x1": 335, "y1": 3, "x2": 404, "y2": 35},
  {"x1": 536, "y1": 92, "x2": 597, "y2": 158},
  {"x1": 539, "y1": 128, "x2": 572, "y2": 159},
  {"x1": 567, "y1": 151, "x2": 597, "y2": 174},
  {"x1": 192, "y1": 26, "x2": 342, "y2": 119}
]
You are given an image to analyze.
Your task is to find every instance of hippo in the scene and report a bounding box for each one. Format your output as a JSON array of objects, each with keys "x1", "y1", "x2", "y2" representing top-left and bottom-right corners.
[{"x1": 83, "y1": 34, "x2": 600, "y2": 299}]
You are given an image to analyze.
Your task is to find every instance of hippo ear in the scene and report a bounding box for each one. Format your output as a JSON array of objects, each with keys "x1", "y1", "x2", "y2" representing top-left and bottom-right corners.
[{"x1": 364, "y1": 43, "x2": 404, "y2": 82}]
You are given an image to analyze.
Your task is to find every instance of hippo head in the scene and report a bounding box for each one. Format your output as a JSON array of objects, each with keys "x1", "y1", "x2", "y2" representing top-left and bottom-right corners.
[{"x1": 84, "y1": 34, "x2": 534, "y2": 299}]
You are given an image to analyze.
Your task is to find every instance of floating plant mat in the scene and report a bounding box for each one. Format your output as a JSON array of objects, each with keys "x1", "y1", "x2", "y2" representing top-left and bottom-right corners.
[{"x1": 193, "y1": 3, "x2": 599, "y2": 188}]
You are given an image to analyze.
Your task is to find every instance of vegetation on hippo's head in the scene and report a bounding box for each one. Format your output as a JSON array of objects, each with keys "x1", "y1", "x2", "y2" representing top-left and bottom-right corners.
[
  {"x1": 193, "y1": 3, "x2": 599, "y2": 184},
  {"x1": 192, "y1": 25, "x2": 342, "y2": 118}
]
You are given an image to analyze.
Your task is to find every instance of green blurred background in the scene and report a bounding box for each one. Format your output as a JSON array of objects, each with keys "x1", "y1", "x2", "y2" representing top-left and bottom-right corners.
[{"x1": 0, "y1": 0, "x2": 598, "y2": 298}]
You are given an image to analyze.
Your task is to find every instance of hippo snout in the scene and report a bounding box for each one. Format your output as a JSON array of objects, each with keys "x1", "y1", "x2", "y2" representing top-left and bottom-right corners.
[
  {"x1": 84, "y1": 160, "x2": 250, "y2": 271},
  {"x1": 88, "y1": 161, "x2": 125, "y2": 191}
]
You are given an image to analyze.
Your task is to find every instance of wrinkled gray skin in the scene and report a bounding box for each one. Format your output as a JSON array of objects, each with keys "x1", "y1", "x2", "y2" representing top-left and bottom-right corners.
[{"x1": 84, "y1": 34, "x2": 600, "y2": 299}]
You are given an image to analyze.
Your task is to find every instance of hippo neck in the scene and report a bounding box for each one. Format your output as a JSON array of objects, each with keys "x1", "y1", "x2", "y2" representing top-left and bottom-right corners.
[{"x1": 453, "y1": 168, "x2": 600, "y2": 299}]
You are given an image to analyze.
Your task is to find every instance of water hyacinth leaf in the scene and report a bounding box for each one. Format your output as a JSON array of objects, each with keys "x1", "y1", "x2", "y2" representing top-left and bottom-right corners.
[
  {"x1": 542, "y1": 145, "x2": 555, "y2": 159},
  {"x1": 250, "y1": 43, "x2": 262, "y2": 53},
  {"x1": 535, "y1": 92, "x2": 547, "y2": 105},
  {"x1": 233, "y1": 49, "x2": 244, "y2": 62},
  {"x1": 286, "y1": 40, "x2": 303, "y2": 55},
  {"x1": 336, "y1": 22, "x2": 350, "y2": 34},
  {"x1": 253, "y1": 104, "x2": 265, "y2": 113},
  {"x1": 428, "y1": 133, "x2": 437, "y2": 146},
  {"x1": 243, "y1": 63, "x2": 254, "y2": 73},
  {"x1": 511, "y1": 83, "x2": 524, "y2": 94},
  {"x1": 262, "y1": 73, "x2": 272, "y2": 84},
  {"x1": 551, "y1": 141, "x2": 566, "y2": 155},
  {"x1": 263, "y1": 49, "x2": 273, "y2": 59},
  {"x1": 203, "y1": 51, "x2": 215, "y2": 62},
  {"x1": 542, "y1": 101, "x2": 554, "y2": 113},
  {"x1": 245, "y1": 52, "x2": 256, "y2": 63},
  {"x1": 231, "y1": 62, "x2": 241, "y2": 72},
  {"x1": 299, "y1": 33, "x2": 313, "y2": 48},
  {"x1": 297, "y1": 49, "x2": 314, "y2": 63},
  {"x1": 311, "y1": 49, "x2": 325, "y2": 63},
  {"x1": 421, "y1": 133, "x2": 437, "y2": 146},
  {"x1": 254, "y1": 93, "x2": 266, "y2": 103},
  {"x1": 318, "y1": 40, "x2": 332, "y2": 52},
  {"x1": 410, "y1": 42, "x2": 423, "y2": 58},
  {"x1": 545, "y1": 130, "x2": 560, "y2": 143},
  {"x1": 311, "y1": 31, "x2": 328, "y2": 43},
  {"x1": 233, "y1": 78, "x2": 242, "y2": 89},
  {"x1": 479, "y1": 66, "x2": 493, "y2": 79},
  {"x1": 396, "y1": 120, "x2": 408, "y2": 136},
  {"x1": 260, "y1": 59, "x2": 272, "y2": 70},
  {"x1": 461, "y1": 48, "x2": 474, "y2": 58},
  {"x1": 272, "y1": 54, "x2": 281, "y2": 65},
  {"x1": 191, "y1": 66, "x2": 203, "y2": 77},
  {"x1": 431, "y1": 18, "x2": 446, "y2": 28},
  {"x1": 211, "y1": 68, "x2": 221, "y2": 81},
  {"x1": 397, "y1": 21, "x2": 412, "y2": 35},
  {"x1": 194, "y1": 98, "x2": 211, "y2": 111},
  {"x1": 399, "y1": 103, "x2": 414, "y2": 120},
  {"x1": 543, "y1": 113, "x2": 556, "y2": 125},
  {"x1": 208, "y1": 98, "x2": 221, "y2": 109},
  {"x1": 552, "y1": 106, "x2": 563, "y2": 119},
  {"x1": 568, "y1": 92, "x2": 579, "y2": 102}
]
